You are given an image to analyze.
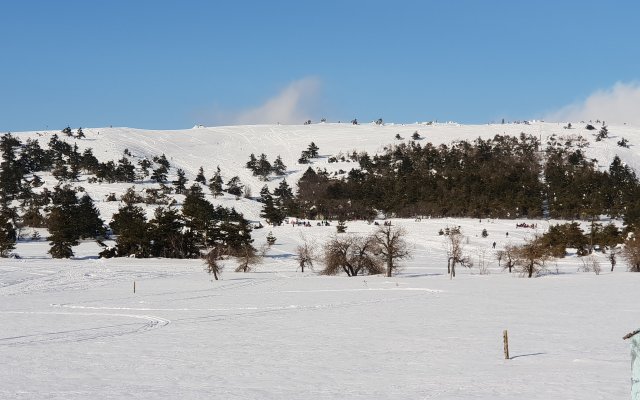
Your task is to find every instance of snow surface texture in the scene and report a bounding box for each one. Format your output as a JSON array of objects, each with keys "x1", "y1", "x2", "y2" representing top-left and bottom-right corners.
[{"x1": 1, "y1": 121, "x2": 638, "y2": 398}]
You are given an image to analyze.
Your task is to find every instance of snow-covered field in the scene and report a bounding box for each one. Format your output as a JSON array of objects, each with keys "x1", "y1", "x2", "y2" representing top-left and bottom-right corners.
[{"x1": 1, "y1": 122, "x2": 639, "y2": 398}]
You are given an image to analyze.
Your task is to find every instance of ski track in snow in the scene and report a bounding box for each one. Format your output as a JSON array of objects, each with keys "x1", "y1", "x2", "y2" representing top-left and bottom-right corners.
[{"x1": 0, "y1": 311, "x2": 170, "y2": 347}]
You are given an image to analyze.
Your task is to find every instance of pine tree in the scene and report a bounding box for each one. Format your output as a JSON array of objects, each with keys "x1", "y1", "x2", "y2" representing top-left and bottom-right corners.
[
  {"x1": 76, "y1": 127, "x2": 85, "y2": 139},
  {"x1": 149, "y1": 206, "x2": 195, "y2": 258},
  {"x1": 47, "y1": 186, "x2": 80, "y2": 258},
  {"x1": 256, "y1": 154, "x2": 272, "y2": 180},
  {"x1": 138, "y1": 158, "x2": 152, "y2": 179},
  {"x1": 272, "y1": 155, "x2": 287, "y2": 175},
  {"x1": 116, "y1": 156, "x2": 136, "y2": 182},
  {"x1": 51, "y1": 159, "x2": 70, "y2": 182},
  {"x1": 173, "y1": 169, "x2": 188, "y2": 194},
  {"x1": 208, "y1": 166, "x2": 224, "y2": 198},
  {"x1": 195, "y1": 166, "x2": 207, "y2": 184},
  {"x1": 260, "y1": 193, "x2": 284, "y2": 226},
  {"x1": 0, "y1": 133, "x2": 24, "y2": 203},
  {"x1": 80, "y1": 148, "x2": 100, "y2": 173},
  {"x1": 0, "y1": 213, "x2": 16, "y2": 257},
  {"x1": 307, "y1": 142, "x2": 319, "y2": 158},
  {"x1": 75, "y1": 194, "x2": 105, "y2": 239},
  {"x1": 151, "y1": 164, "x2": 168, "y2": 183},
  {"x1": 111, "y1": 204, "x2": 150, "y2": 257},
  {"x1": 182, "y1": 184, "x2": 215, "y2": 247},
  {"x1": 68, "y1": 144, "x2": 81, "y2": 181},
  {"x1": 246, "y1": 153, "x2": 258, "y2": 172},
  {"x1": 259, "y1": 185, "x2": 271, "y2": 203},
  {"x1": 20, "y1": 139, "x2": 50, "y2": 173},
  {"x1": 226, "y1": 176, "x2": 243, "y2": 198}
]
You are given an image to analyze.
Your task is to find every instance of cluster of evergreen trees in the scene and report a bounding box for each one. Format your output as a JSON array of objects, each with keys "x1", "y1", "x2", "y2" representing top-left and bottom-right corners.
[
  {"x1": 246, "y1": 154, "x2": 286, "y2": 180},
  {"x1": 0, "y1": 131, "x2": 254, "y2": 260},
  {"x1": 289, "y1": 134, "x2": 640, "y2": 227}
]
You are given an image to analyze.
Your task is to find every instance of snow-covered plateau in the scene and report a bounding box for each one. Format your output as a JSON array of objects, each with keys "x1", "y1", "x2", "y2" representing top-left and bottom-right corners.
[{"x1": 1, "y1": 121, "x2": 638, "y2": 399}]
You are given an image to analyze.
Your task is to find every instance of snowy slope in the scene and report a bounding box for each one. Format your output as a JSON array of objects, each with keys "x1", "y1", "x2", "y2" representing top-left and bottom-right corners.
[
  {"x1": 1, "y1": 122, "x2": 639, "y2": 399},
  {"x1": 10, "y1": 120, "x2": 640, "y2": 223}
]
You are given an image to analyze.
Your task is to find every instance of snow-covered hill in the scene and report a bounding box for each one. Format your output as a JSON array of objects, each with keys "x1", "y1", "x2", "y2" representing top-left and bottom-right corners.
[
  {"x1": 11, "y1": 120, "x2": 640, "y2": 223},
  {"x1": 2, "y1": 121, "x2": 639, "y2": 399}
]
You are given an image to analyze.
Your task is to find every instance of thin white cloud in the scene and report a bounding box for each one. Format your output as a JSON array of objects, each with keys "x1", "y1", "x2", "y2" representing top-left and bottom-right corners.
[
  {"x1": 546, "y1": 81, "x2": 640, "y2": 126},
  {"x1": 214, "y1": 77, "x2": 321, "y2": 125}
]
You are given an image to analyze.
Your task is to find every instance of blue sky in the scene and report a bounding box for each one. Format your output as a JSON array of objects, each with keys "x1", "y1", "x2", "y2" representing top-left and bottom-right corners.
[{"x1": 1, "y1": 0, "x2": 639, "y2": 131}]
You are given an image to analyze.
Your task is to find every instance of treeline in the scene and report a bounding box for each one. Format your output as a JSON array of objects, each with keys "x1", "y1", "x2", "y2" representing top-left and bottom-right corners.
[{"x1": 283, "y1": 134, "x2": 640, "y2": 228}]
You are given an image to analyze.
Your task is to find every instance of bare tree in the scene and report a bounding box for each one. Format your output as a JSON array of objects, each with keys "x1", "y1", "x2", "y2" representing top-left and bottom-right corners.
[
  {"x1": 235, "y1": 245, "x2": 262, "y2": 273},
  {"x1": 371, "y1": 225, "x2": 411, "y2": 277},
  {"x1": 623, "y1": 235, "x2": 640, "y2": 272},
  {"x1": 444, "y1": 231, "x2": 472, "y2": 279},
  {"x1": 513, "y1": 237, "x2": 549, "y2": 278},
  {"x1": 203, "y1": 247, "x2": 223, "y2": 280},
  {"x1": 497, "y1": 243, "x2": 517, "y2": 273},
  {"x1": 295, "y1": 235, "x2": 318, "y2": 273},
  {"x1": 322, "y1": 234, "x2": 383, "y2": 277}
]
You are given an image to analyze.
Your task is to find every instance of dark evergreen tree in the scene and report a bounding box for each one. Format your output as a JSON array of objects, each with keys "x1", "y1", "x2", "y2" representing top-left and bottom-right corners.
[
  {"x1": 307, "y1": 142, "x2": 319, "y2": 158},
  {"x1": 259, "y1": 185, "x2": 271, "y2": 203},
  {"x1": 76, "y1": 127, "x2": 85, "y2": 139},
  {"x1": 226, "y1": 176, "x2": 243, "y2": 197},
  {"x1": 149, "y1": 206, "x2": 197, "y2": 258},
  {"x1": 76, "y1": 194, "x2": 106, "y2": 239},
  {"x1": 256, "y1": 153, "x2": 272, "y2": 180},
  {"x1": 151, "y1": 164, "x2": 168, "y2": 183},
  {"x1": 116, "y1": 156, "x2": 136, "y2": 182},
  {"x1": 153, "y1": 154, "x2": 170, "y2": 169},
  {"x1": 0, "y1": 133, "x2": 24, "y2": 202},
  {"x1": 195, "y1": 166, "x2": 207, "y2": 184},
  {"x1": 80, "y1": 148, "x2": 100, "y2": 173},
  {"x1": 260, "y1": 192, "x2": 284, "y2": 225},
  {"x1": 111, "y1": 204, "x2": 150, "y2": 257},
  {"x1": 246, "y1": 153, "x2": 258, "y2": 171},
  {"x1": 138, "y1": 158, "x2": 152, "y2": 179},
  {"x1": 47, "y1": 186, "x2": 80, "y2": 258},
  {"x1": 62, "y1": 126, "x2": 73, "y2": 137},
  {"x1": 0, "y1": 213, "x2": 16, "y2": 257},
  {"x1": 51, "y1": 159, "x2": 70, "y2": 182},
  {"x1": 208, "y1": 166, "x2": 224, "y2": 198},
  {"x1": 20, "y1": 139, "x2": 50, "y2": 173},
  {"x1": 182, "y1": 184, "x2": 215, "y2": 247},
  {"x1": 173, "y1": 169, "x2": 188, "y2": 194},
  {"x1": 68, "y1": 143, "x2": 81, "y2": 181},
  {"x1": 272, "y1": 155, "x2": 287, "y2": 175}
]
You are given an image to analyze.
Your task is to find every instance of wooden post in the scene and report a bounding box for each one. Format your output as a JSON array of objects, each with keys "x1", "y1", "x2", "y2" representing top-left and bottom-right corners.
[
  {"x1": 503, "y1": 330, "x2": 510, "y2": 360},
  {"x1": 133, "y1": 281, "x2": 136, "y2": 294}
]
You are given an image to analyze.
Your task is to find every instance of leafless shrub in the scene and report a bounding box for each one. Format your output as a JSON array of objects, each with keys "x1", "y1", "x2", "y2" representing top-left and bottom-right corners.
[
  {"x1": 579, "y1": 254, "x2": 601, "y2": 275},
  {"x1": 322, "y1": 234, "x2": 383, "y2": 277},
  {"x1": 235, "y1": 246, "x2": 262, "y2": 273},
  {"x1": 477, "y1": 249, "x2": 489, "y2": 275},
  {"x1": 295, "y1": 235, "x2": 318, "y2": 273},
  {"x1": 512, "y1": 236, "x2": 550, "y2": 278}
]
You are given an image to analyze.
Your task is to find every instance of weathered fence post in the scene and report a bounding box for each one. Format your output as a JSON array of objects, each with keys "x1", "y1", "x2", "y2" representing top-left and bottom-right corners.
[
  {"x1": 503, "y1": 330, "x2": 509, "y2": 360},
  {"x1": 624, "y1": 329, "x2": 640, "y2": 400}
]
